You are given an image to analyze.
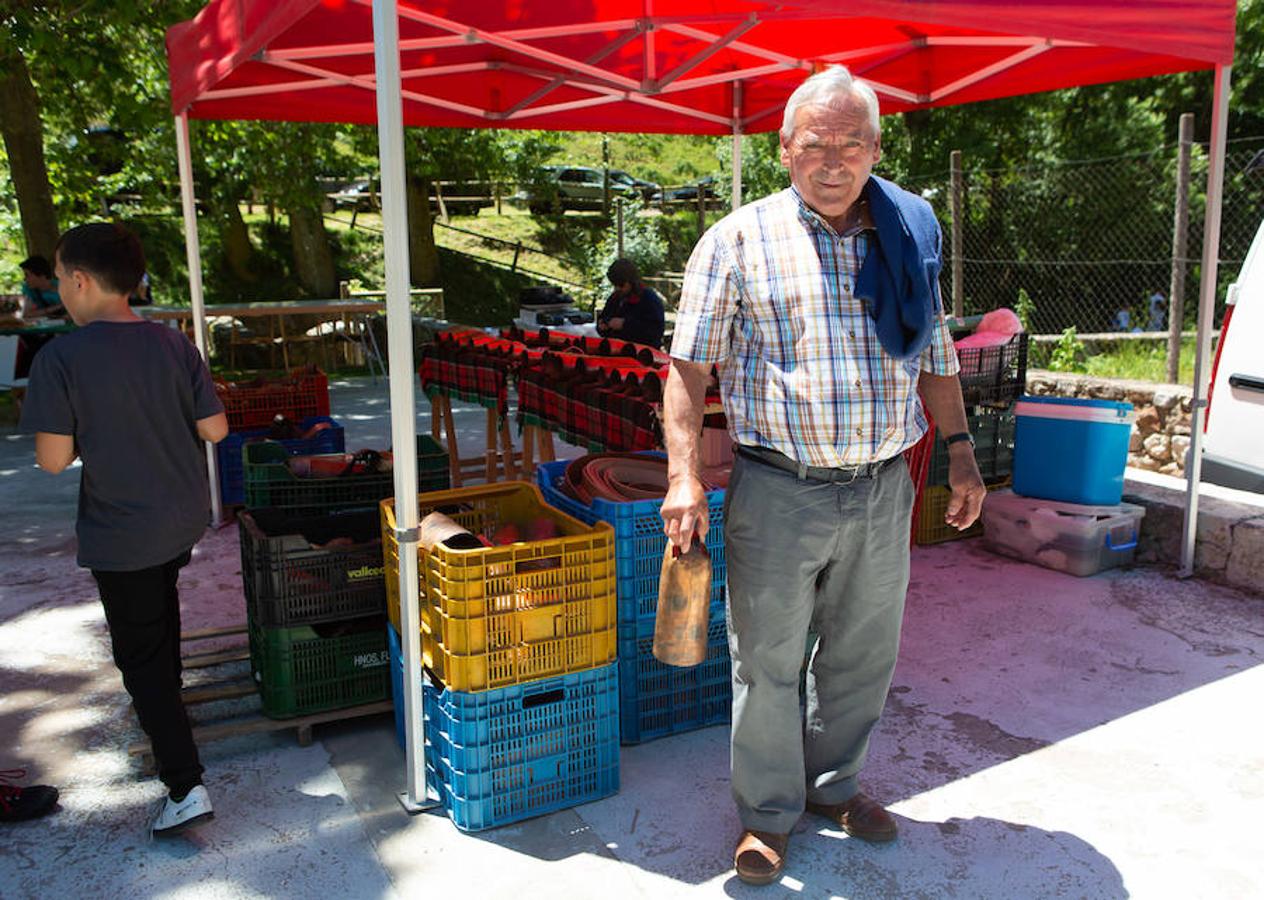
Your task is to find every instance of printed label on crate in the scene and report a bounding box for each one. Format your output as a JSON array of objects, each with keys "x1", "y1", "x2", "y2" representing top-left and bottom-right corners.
[
  {"x1": 353, "y1": 650, "x2": 390, "y2": 669},
  {"x1": 347, "y1": 564, "x2": 386, "y2": 581}
]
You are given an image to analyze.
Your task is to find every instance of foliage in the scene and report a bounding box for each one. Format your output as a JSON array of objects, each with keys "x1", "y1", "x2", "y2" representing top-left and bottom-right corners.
[
  {"x1": 1014, "y1": 288, "x2": 1036, "y2": 333},
  {"x1": 1048, "y1": 326, "x2": 1088, "y2": 373}
]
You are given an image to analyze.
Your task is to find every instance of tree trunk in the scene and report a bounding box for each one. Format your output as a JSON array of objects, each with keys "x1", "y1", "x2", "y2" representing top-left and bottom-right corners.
[
  {"x1": 288, "y1": 204, "x2": 337, "y2": 297},
  {"x1": 217, "y1": 197, "x2": 257, "y2": 282},
  {"x1": 406, "y1": 174, "x2": 441, "y2": 286},
  {"x1": 0, "y1": 42, "x2": 59, "y2": 258}
]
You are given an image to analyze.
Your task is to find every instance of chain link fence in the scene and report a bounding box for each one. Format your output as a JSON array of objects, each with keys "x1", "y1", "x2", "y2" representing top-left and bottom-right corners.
[{"x1": 909, "y1": 134, "x2": 1264, "y2": 336}]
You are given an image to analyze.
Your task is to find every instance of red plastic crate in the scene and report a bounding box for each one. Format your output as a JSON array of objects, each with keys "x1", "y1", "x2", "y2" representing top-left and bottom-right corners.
[{"x1": 216, "y1": 368, "x2": 331, "y2": 431}]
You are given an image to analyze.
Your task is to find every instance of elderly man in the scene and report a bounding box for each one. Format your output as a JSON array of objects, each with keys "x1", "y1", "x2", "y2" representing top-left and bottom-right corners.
[{"x1": 661, "y1": 66, "x2": 984, "y2": 885}]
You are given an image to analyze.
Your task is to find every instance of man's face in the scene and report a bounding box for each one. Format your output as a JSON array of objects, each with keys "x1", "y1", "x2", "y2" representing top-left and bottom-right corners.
[
  {"x1": 780, "y1": 97, "x2": 881, "y2": 224},
  {"x1": 23, "y1": 268, "x2": 50, "y2": 290}
]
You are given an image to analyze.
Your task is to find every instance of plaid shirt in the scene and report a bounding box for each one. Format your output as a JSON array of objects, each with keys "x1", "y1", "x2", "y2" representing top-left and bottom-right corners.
[{"x1": 671, "y1": 187, "x2": 959, "y2": 467}]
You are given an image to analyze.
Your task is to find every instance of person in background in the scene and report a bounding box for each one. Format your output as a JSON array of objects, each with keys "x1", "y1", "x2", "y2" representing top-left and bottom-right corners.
[
  {"x1": 19, "y1": 223, "x2": 228, "y2": 838},
  {"x1": 597, "y1": 258, "x2": 666, "y2": 349},
  {"x1": 129, "y1": 272, "x2": 154, "y2": 307},
  {"x1": 1147, "y1": 290, "x2": 1166, "y2": 332},
  {"x1": 1113, "y1": 305, "x2": 1132, "y2": 332},
  {"x1": 18, "y1": 255, "x2": 64, "y2": 320},
  {"x1": 14, "y1": 255, "x2": 67, "y2": 378},
  {"x1": 661, "y1": 65, "x2": 984, "y2": 885}
]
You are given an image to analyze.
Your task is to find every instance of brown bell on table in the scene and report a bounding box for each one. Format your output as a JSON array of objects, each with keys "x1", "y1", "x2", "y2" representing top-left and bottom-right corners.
[{"x1": 653, "y1": 538, "x2": 712, "y2": 667}]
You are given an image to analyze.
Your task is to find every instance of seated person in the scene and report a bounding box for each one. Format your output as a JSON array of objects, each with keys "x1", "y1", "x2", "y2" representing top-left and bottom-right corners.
[
  {"x1": 15, "y1": 255, "x2": 66, "y2": 378},
  {"x1": 597, "y1": 258, "x2": 665, "y2": 349},
  {"x1": 129, "y1": 272, "x2": 154, "y2": 307},
  {"x1": 19, "y1": 255, "x2": 64, "y2": 320}
]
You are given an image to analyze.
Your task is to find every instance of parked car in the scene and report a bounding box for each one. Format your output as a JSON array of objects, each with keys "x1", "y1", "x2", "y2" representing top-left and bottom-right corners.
[
  {"x1": 608, "y1": 169, "x2": 660, "y2": 202},
  {"x1": 657, "y1": 175, "x2": 718, "y2": 204},
  {"x1": 524, "y1": 165, "x2": 637, "y2": 214},
  {"x1": 433, "y1": 181, "x2": 495, "y2": 216},
  {"x1": 1202, "y1": 214, "x2": 1264, "y2": 494},
  {"x1": 328, "y1": 179, "x2": 377, "y2": 213}
]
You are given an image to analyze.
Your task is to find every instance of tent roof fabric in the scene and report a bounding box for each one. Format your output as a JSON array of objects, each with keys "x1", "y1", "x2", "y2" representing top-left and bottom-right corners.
[{"x1": 167, "y1": 1, "x2": 1236, "y2": 134}]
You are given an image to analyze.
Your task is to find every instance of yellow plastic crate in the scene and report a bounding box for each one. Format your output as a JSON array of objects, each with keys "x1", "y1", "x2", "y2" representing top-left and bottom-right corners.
[
  {"x1": 914, "y1": 478, "x2": 1011, "y2": 546},
  {"x1": 381, "y1": 482, "x2": 617, "y2": 691}
]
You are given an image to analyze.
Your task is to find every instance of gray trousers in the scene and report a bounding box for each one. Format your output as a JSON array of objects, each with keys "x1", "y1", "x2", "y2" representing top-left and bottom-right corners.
[{"x1": 723, "y1": 452, "x2": 914, "y2": 833}]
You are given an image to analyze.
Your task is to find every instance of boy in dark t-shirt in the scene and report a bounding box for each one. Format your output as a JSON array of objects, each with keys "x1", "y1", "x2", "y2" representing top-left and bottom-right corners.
[{"x1": 19, "y1": 223, "x2": 228, "y2": 838}]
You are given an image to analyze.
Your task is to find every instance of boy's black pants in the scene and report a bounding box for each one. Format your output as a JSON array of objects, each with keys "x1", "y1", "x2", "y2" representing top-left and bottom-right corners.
[{"x1": 92, "y1": 549, "x2": 204, "y2": 797}]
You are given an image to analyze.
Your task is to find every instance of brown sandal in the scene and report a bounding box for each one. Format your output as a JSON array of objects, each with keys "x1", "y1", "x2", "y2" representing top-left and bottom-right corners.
[{"x1": 734, "y1": 829, "x2": 789, "y2": 886}]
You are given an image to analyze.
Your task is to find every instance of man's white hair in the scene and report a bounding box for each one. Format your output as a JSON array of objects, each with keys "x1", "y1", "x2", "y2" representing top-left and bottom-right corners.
[{"x1": 780, "y1": 66, "x2": 881, "y2": 139}]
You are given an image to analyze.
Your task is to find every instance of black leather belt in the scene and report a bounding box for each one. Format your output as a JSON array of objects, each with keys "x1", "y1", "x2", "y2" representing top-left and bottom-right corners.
[{"x1": 735, "y1": 444, "x2": 899, "y2": 484}]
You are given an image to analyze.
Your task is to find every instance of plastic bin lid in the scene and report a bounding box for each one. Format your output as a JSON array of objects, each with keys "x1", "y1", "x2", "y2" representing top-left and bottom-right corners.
[
  {"x1": 990, "y1": 488, "x2": 1145, "y2": 520},
  {"x1": 1015, "y1": 394, "x2": 1134, "y2": 424},
  {"x1": 1016, "y1": 395, "x2": 1133, "y2": 412}
]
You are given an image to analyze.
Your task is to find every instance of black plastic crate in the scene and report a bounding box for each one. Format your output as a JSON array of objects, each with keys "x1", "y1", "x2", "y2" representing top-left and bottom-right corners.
[
  {"x1": 956, "y1": 333, "x2": 1028, "y2": 410},
  {"x1": 926, "y1": 408, "x2": 1016, "y2": 486},
  {"x1": 239, "y1": 508, "x2": 387, "y2": 629}
]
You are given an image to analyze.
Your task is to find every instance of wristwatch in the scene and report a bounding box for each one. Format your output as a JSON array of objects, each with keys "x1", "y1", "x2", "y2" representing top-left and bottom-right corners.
[{"x1": 944, "y1": 431, "x2": 975, "y2": 449}]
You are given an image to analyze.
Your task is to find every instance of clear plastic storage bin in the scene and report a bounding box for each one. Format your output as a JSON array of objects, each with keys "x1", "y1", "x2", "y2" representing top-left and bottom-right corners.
[{"x1": 982, "y1": 489, "x2": 1145, "y2": 576}]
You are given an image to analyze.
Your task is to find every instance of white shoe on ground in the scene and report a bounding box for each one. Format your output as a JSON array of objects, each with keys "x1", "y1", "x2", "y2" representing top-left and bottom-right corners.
[{"x1": 151, "y1": 785, "x2": 214, "y2": 837}]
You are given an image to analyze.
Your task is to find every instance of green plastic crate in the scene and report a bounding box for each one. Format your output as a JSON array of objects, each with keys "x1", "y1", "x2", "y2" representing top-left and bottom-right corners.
[
  {"x1": 249, "y1": 616, "x2": 391, "y2": 719},
  {"x1": 243, "y1": 434, "x2": 449, "y2": 512}
]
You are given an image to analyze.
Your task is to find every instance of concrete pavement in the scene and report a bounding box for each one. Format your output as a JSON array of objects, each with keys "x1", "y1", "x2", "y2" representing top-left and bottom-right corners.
[{"x1": 1, "y1": 375, "x2": 1261, "y2": 899}]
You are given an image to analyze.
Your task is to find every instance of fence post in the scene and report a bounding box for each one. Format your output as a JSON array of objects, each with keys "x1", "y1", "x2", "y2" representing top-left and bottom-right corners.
[
  {"x1": 950, "y1": 149, "x2": 964, "y2": 318},
  {"x1": 696, "y1": 188, "x2": 706, "y2": 240},
  {"x1": 511, "y1": 241, "x2": 522, "y2": 272},
  {"x1": 434, "y1": 181, "x2": 449, "y2": 223},
  {"x1": 617, "y1": 198, "x2": 625, "y2": 258},
  {"x1": 1167, "y1": 112, "x2": 1194, "y2": 384},
  {"x1": 494, "y1": 183, "x2": 502, "y2": 216}
]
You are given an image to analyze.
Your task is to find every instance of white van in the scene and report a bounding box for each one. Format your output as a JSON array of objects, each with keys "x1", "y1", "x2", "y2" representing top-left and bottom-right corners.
[{"x1": 1202, "y1": 216, "x2": 1264, "y2": 493}]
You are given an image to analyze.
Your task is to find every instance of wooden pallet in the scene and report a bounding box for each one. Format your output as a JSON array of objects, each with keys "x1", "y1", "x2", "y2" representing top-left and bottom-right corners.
[{"x1": 127, "y1": 622, "x2": 392, "y2": 774}]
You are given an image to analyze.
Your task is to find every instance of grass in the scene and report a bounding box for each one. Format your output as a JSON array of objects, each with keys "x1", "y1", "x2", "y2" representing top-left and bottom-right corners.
[{"x1": 1033, "y1": 336, "x2": 1203, "y2": 385}]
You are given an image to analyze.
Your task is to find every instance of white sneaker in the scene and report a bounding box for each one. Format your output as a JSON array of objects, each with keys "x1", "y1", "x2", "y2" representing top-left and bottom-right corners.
[{"x1": 151, "y1": 785, "x2": 214, "y2": 837}]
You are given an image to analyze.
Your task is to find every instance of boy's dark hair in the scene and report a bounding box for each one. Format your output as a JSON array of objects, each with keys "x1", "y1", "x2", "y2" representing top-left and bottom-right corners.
[
  {"x1": 607, "y1": 257, "x2": 641, "y2": 289},
  {"x1": 54, "y1": 223, "x2": 145, "y2": 297},
  {"x1": 19, "y1": 255, "x2": 53, "y2": 279}
]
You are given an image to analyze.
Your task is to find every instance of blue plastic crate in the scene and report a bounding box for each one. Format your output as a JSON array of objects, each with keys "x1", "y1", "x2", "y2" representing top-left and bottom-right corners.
[
  {"x1": 617, "y1": 614, "x2": 731, "y2": 744},
  {"x1": 388, "y1": 626, "x2": 620, "y2": 832},
  {"x1": 217, "y1": 416, "x2": 344, "y2": 506},
  {"x1": 536, "y1": 458, "x2": 726, "y2": 642}
]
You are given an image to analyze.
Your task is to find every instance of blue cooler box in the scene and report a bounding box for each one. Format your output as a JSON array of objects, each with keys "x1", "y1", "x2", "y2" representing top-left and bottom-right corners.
[{"x1": 1013, "y1": 396, "x2": 1134, "y2": 505}]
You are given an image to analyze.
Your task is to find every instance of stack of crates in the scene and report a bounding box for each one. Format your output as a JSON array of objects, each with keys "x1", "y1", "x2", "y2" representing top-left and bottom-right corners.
[
  {"x1": 240, "y1": 506, "x2": 394, "y2": 718},
  {"x1": 381, "y1": 482, "x2": 620, "y2": 831},
  {"x1": 213, "y1": 368, "x2": 340, "y2": 507},
  {"x1": 914, "y1": 333, "x2": 1029, "y2": 544},
  {"x1": 536, "y1": 458, "x2": 732, "y2": 745},
  {"x1": 225, "y1": 367, "x2": 451, "y2": 718}
]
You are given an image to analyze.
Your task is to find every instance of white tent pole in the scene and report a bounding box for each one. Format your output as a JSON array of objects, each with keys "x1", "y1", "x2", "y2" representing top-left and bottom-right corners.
[
  {"x1": 731, "y1": 80, "x2": 742, "y2": 211},
  {"x1": 174, "y1": 112, "x2": 222, "y2": 527},
  {"x1": 1180, "y1": 63, "x2": 1232, "y2": 578},
  {"x1": 371, "y1": 0, "x2": 431, "y2": 812}
]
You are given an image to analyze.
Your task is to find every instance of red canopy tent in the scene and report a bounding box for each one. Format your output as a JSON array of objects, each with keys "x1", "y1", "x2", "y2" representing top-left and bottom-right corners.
[
  {"x1": 167, "y1": 1, "x2": 1233, "y2": 134},
  {"x1": 165, "y1": 0, "x2": 1237, "y2": 811}
]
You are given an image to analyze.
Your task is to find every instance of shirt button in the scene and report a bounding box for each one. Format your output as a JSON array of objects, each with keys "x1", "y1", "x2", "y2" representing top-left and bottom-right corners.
[
  {"x1": 854, "y1": 379, "x2": 862, "y2": 389},
  {"x1": 855, "y1": 427, "x2": 863, "y2": 436},
  {"x1": 848, "y1": 331, "x2": 856, "y2": 340}
]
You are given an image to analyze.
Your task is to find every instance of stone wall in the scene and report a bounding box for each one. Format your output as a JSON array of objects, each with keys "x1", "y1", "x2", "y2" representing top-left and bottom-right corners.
[{"x1": 1024, "y1": 370, "x2": 1193, "y2": 477}]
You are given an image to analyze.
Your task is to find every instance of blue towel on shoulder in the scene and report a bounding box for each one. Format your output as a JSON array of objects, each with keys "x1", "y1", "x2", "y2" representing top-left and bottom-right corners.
[{"x1": 853, "y1": 175, "x2": 943, "y2": 360}]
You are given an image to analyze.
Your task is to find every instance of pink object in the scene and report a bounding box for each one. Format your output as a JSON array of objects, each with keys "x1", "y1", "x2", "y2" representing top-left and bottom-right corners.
[{"x1": 955, "y1": 308, "x2": 1023, "y2": 351}]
